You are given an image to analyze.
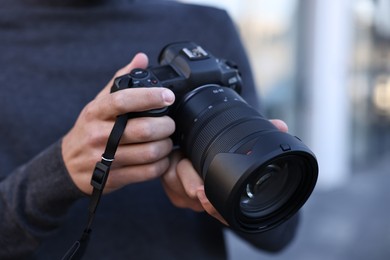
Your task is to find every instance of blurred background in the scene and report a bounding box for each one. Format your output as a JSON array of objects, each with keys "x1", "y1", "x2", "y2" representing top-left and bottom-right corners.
[{"x1": 180, "y1": 0, "x2": 390, "y2": 259}]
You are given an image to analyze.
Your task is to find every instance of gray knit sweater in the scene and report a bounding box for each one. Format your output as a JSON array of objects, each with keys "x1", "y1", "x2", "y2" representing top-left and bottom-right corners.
[{"x1": 0, "y1": 0, "x2": 298, "y2": 259}]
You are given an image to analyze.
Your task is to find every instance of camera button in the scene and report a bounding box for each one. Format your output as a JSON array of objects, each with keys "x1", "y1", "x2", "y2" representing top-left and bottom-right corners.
[
  {"x1": 150, "y1": 77, "x2": 158, "y2": 85},
  {"x1": 132, "y1": 80, "x2": 144, "y2": 87},
  {"x1": 131, "y1": 69, "x2": 149, "y2": 79},
  {"x1": 146, "y1": 77, "x2": 158, "y2": 85},
  {"x1": 280, "y1": 144, "x2": 291, "y2": 151}
]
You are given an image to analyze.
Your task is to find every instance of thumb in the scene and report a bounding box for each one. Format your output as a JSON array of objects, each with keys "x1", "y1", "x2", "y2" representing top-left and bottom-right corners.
[
  {"x1": 116, "y1": 52, "x2": 149, "y2": 77},
  {"x1": 97, "y1": 52, "x2": 149, "y2": 98}
]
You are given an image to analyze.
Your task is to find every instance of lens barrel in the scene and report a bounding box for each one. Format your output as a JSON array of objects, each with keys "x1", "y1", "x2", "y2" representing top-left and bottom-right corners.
[{"x1": 174, "y1": 85, "x2": 318, "y2": 233}]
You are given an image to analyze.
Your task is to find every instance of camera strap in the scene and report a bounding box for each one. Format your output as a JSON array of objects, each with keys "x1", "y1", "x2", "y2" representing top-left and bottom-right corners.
[{"x1": 62, "y1": 113, "x2": 129, "y2": 260}]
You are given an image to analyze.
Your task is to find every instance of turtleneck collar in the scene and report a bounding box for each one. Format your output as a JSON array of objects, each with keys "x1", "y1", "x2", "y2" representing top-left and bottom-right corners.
[
  {"x1": 23, "y1": 0, "x2": 106, "y2": 6},
  {"x1": 1, "y1": 0, "x2": 166, "y2": 8}
]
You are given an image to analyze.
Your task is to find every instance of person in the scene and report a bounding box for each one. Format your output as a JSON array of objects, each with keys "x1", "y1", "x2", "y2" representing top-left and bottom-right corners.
[{"x1": 0, "y1": 0, "x2": 299, "y2": 259}]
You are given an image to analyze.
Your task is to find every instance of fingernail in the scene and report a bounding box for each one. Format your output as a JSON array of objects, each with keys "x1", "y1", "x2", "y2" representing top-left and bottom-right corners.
[{"x1": 162, "y1": 89, "x2": 175, "y2": 105}]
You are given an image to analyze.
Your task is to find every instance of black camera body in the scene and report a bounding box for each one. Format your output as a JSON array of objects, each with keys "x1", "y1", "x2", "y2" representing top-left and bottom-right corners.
[
  {"x1": 112, "y1": 42, "x2": 318, "y2": 233},
  {"x1": 112, "y1": 42, "x2": 242, "y2": 117}
]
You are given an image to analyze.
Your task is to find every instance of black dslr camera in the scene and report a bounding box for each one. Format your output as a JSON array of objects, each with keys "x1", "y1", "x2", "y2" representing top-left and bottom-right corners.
[{"x1": 112, "y1": 42, "x2": 318, "y2": 233}]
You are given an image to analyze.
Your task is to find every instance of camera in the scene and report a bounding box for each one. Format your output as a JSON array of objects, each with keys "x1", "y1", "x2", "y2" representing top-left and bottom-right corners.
[{"x1": 111, "y1": 42, "x2": 318, "y2": 233}]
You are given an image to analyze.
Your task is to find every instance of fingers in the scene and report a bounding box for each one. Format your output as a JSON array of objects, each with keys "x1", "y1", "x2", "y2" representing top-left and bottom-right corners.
[
  {"x1": 270, "y1": 119, "x2": 288, "y2": 133},
  {"x1": 161, "y1": 152, "x2": 228, "y2": 226},
  {"x1": 120, "y1": 116, "x2": 175, "y2": 144},
  {"x1": 177, "y1": 160, "x2": 228, "y2": 225},
  {"x1": 161, "y1": 152, "x2": 204, "y2": 212},
  {"x1": 196, "y1": 187, "x2": 228, "y2": 226},
  {"x1": 105, "y1": 157, "x2": 170, "y2": 193},
  {"x1": 161, "y1": 155, "x2": 228, "y2": 224},
  {"x1": 176, "y1": 158, "x2": 204, "y2": 198},
  {"x1": 113, "y1": 138, "x2": 173, "y2": 167},
  {"x1": 90, "y1": 87, "x2": 175, "y2": 121}
]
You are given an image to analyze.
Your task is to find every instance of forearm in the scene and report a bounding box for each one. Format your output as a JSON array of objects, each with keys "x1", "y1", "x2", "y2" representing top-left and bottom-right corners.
[{"x1": 0, "y1": 140, "x2": 84, "y2": 259}]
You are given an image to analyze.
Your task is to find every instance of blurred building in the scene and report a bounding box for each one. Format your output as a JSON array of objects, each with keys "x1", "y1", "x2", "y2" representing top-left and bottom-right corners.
[{"x1": 180, "y1": 0, "x2": 390, "y2": 189}]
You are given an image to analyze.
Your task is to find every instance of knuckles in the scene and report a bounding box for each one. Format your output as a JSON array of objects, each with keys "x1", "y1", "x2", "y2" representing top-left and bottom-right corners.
[
  {"x1": 84, "y1": 126, "x2": 110, "y2": 148},
  {"x1": 127, "y1": 117, "x2": 175, "y2": 142},
  {"x1": 109, "y1": 91, "x2": 129, "y2": 114},
  {"x1": 143, "y1": 159, "x2": 170, "y2": 179},
  {"x1": 131, "y1": 118, "x2": 156, "y2": 140},
  {"x1": 141, "y1": 139, "x2": 173, "y2": 162}
]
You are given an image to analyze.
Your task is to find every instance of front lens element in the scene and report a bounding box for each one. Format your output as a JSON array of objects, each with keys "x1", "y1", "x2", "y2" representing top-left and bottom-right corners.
[{"x1": 239, "y1": 157, "x2": 303, "y2": 218}]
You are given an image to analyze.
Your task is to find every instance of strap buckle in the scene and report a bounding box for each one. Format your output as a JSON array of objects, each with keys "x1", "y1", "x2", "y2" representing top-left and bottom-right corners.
[{"x1": 90, "y1": 162, "x2": 110, "y2": 190}]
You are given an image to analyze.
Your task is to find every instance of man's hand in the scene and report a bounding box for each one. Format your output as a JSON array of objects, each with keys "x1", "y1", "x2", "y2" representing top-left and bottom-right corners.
[
  {"x1": 161, "y1": 119, "x2": 289, "y2": 225},
  {"x1": 62, "y1": 53, "x2": 176, "y2": 194}
]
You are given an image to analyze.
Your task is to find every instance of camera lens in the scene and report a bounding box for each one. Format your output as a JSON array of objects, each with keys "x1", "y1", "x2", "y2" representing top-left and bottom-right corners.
[
  {"x1": 173, "y1": 85, "x2": 318, "y2": 233},
  {"x1": 240, "y1": 158, "x2": 301, "y2": 218}
]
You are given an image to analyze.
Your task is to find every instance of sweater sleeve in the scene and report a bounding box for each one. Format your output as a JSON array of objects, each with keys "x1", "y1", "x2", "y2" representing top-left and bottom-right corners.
[{"x1": 0, "y1": 140, "x2": 84, "y2": 259}]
